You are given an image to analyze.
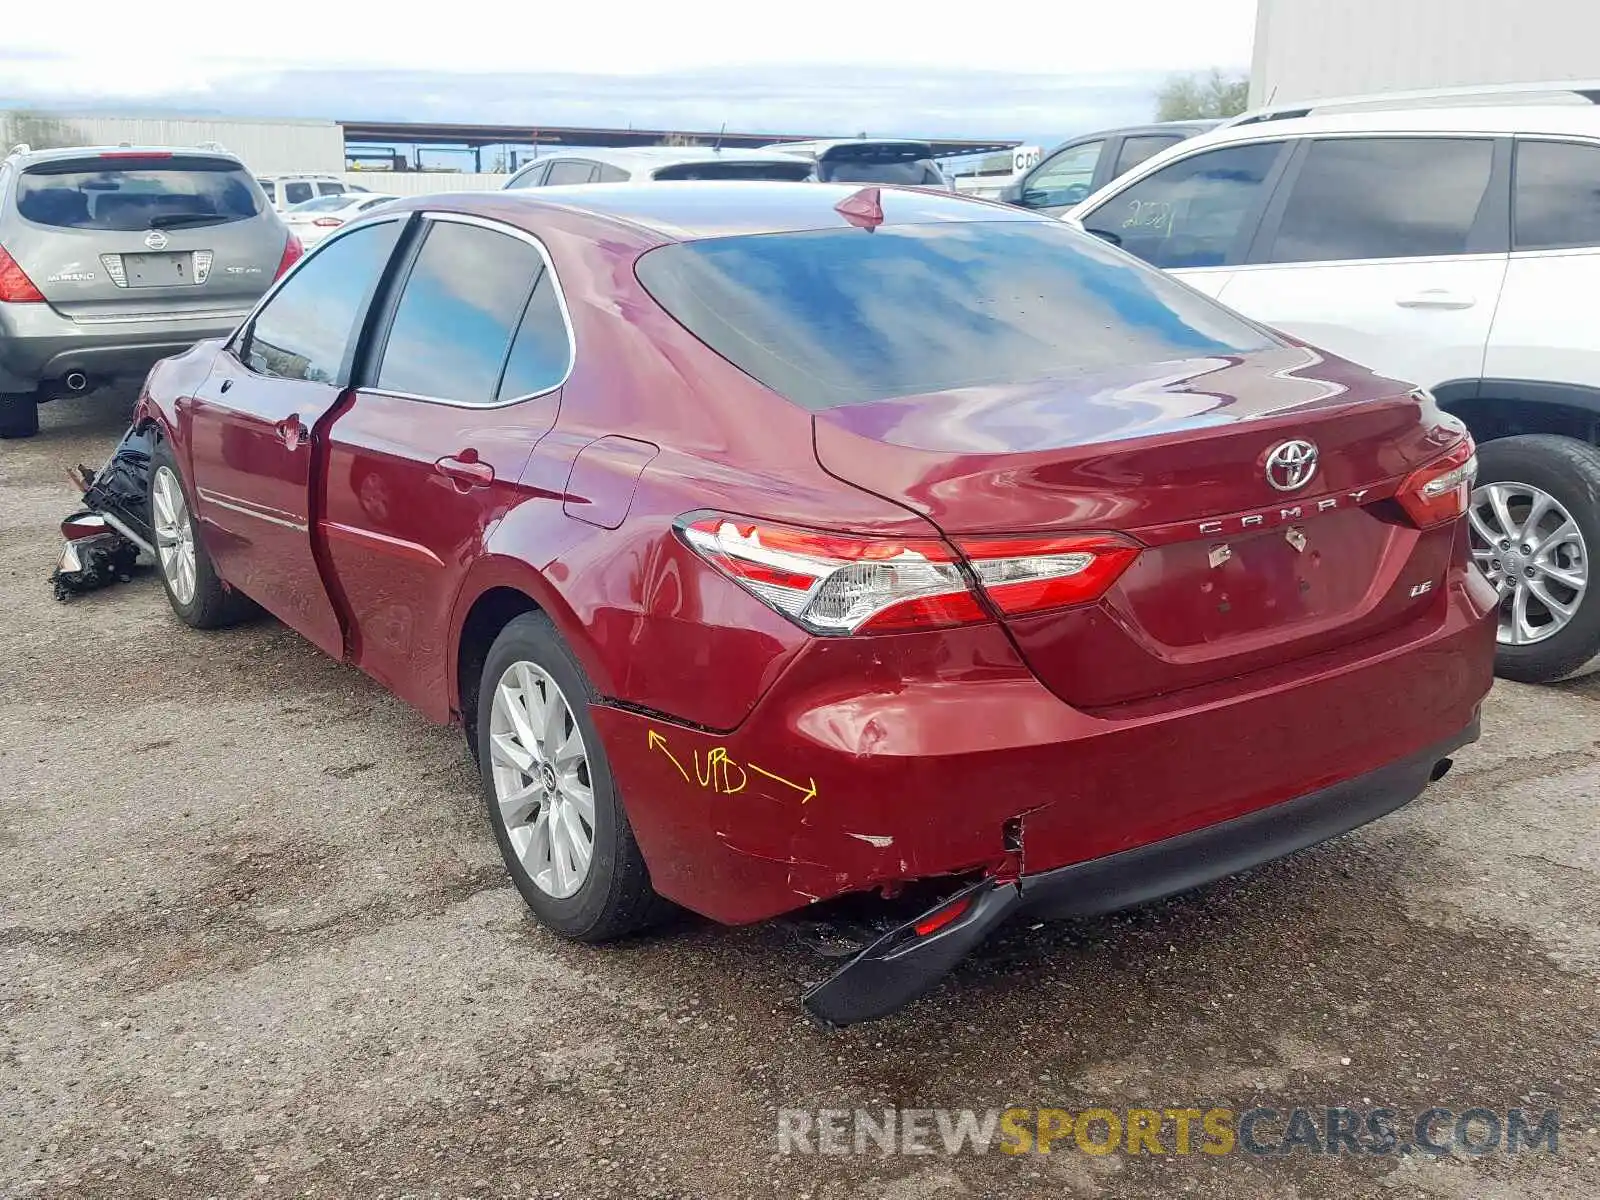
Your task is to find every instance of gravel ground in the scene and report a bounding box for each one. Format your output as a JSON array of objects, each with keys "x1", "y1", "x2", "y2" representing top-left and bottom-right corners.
[{"x1": 3, "y1": 391, "x2": 1598, "y2": 1200}]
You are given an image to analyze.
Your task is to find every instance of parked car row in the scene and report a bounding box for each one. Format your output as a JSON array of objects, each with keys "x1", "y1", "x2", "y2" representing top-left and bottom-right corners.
[{"x1": 502, "y1": 139, "x2": 953, "y2": 191}]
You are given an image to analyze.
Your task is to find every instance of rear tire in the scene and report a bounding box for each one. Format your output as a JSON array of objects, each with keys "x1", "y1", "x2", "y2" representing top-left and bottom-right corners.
[
  {"x1": 476, "y1": 611, "x2": 668, "y2": 942},
  {"x1": 1470, "y1": 434, "x2": 1600, "y2": 683},
  {"x1": 148, "y1": 438, "x2": 258, "y2": 629},
  {"x1": 0, "y1": 392, "x2": 39, "y2": 439}
]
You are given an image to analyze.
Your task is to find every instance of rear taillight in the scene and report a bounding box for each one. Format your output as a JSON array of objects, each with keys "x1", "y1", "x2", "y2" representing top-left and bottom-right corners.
[
  {"x1": 312, "y1": 217, "x2": 344, "y2": 228},
  {"x1": 0, "y1": 245, "x2": 45, "y2": 303},
  {"x1": 956, "y1": 533, "x2": 1141, "y2": 615},
  {"x1": 273, "y1": 232, "x2": 305, "y2": 280},
  {"x1": 1398, "y1": 437, "x2": 1478, "y2": 528},
  {"x1": 678, "y1": 516, "x2": 1142, "y2": 635}
]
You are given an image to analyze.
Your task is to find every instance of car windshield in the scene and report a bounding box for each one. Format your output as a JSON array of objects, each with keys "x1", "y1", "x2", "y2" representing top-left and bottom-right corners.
[
  {"x1": 18, "y1": 155, "x2": 261, "y2": 230},
  {"x1": 635, "y1": 220, "x2": 1277, "y2": 410},
  {"x1": 290, "y1": 194, "x2": 355, "y2": 213}
]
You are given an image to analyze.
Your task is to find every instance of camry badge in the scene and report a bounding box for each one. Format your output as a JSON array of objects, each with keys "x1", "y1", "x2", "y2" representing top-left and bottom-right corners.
[
  {"x1": 1265, "y1": 439, "x2": 1318, "y2": 492},
  {"x1": 144, "y1": 229, "x2": 169, "y2": 250}
]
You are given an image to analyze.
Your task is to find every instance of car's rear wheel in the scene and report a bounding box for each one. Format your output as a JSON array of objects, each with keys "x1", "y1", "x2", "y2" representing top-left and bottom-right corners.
[
  {"x1": 0, "y1": 392, "x2": 39, "y2": 439},
  {"x1": 148, "y1": 439, "x2": 257, "y2": 629},
  {"x1": 1469, "y1": 434, "x2": 1600, "y2": 683},
  {"x1": 476, "y1": 611, "x2": 667, "y2": 941}
]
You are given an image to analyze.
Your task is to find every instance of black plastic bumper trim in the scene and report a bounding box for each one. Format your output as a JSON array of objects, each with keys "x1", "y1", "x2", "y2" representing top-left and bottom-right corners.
[{"x1": 802, "y1": 719, "x2": 1478, "y2": 1026}]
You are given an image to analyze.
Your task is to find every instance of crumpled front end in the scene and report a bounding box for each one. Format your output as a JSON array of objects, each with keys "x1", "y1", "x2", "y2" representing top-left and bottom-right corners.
[{"x1": 51, "y1": 423, "x2": 156, "y2": 600}]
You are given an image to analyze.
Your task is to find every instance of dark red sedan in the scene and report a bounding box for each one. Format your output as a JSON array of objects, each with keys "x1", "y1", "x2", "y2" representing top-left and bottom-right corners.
[{"x1": 110, "y1": 182, "x2": 1495, "y2": 1022}]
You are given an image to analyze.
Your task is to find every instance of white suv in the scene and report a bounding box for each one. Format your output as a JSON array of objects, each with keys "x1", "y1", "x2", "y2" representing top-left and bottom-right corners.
[{"x1": 1068, "y1": 97, "x2": 1600, "y2": 684}]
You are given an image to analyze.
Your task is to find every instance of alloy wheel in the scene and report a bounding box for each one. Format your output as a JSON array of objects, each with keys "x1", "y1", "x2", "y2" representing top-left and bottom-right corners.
[
  {"x1": 1469, "y1": 481, "x2": 1589, "y2": 646},
  {"x1": 151, "y1": 465, "x2": 198, "y2": 606},
  {"x1": 488, "y1": 661, "x2": 596, "y2": 899}
]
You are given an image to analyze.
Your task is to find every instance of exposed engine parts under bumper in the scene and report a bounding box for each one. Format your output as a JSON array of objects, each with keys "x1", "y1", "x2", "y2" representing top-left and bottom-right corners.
[
  {"x1": 51, "y1": 423, "x2": 156, "y2": 600},
  {"x1": 802, "y1": 720, "x2": 1477, "y2": 1026}
]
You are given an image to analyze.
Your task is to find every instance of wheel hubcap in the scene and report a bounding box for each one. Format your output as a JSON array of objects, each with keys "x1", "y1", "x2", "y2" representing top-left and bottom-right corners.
[
  {"x1": 1469, "y1": 481, "x2": 1588, "y2": 646},
  {"x1": 488, "y1": 661, "x2": 595, "y2": 899},
  {"x1": 151, "y1": 465, "x2": 197, "y2": 606}
]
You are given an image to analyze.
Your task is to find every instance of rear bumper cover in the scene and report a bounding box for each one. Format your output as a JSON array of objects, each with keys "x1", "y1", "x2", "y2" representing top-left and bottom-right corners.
[
  {"x1": 0, "y1": 300, "x2": 246, "y2": 388},
  {"x1": 804, "y1": 718, "x2": 1477, "y2": 1025}
]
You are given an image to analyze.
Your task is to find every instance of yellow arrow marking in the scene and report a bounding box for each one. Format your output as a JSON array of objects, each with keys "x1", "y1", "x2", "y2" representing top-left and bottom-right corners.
[
  {"x1": 748, "y1": 763, "x2": 818, "y2": 804},
  {"x1": 646, "y1": 729, "x2": 690, "y2": 784}
]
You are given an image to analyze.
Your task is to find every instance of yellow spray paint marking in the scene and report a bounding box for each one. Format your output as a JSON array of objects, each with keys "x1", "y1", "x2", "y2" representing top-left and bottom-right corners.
[{"x1": 646, "y1": 729, "x2": 815, "y2": 803}]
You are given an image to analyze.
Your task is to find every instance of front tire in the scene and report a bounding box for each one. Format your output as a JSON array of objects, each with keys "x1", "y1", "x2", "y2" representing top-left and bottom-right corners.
[
  {"x1": 0, "y1": 392, "x2": 39, "y2": 439},
  {"x1": 148, "y1": 438, "x2": 257, "y2": 629},
  {"x1": 475, "y1": 611, "x2": 666, "y2": 942},
  {"x1": 1470, "y1": 434, "x2": 1600, "y2": 683}
]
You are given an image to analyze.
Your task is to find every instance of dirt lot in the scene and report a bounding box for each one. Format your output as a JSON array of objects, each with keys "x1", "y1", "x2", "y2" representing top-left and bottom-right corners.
[{"x1": 3, "y1": 391, "x2": 1598, "y2": 1200}]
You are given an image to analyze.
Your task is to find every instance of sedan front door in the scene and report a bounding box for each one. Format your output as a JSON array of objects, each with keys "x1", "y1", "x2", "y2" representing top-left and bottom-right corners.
[{"x1": 182, "y1": 216, "x2": 404, "y2": 657}]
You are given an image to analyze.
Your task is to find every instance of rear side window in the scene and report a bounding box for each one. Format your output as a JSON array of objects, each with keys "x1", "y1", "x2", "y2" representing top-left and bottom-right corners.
[
  {"x1": 1514, "y1": 140, "x2": 1600, "y2": 251},
  {"x1": 652, "y1": 160, "x2": 815, "y2": 182},
  {"x1": 245, "y1": 220, "x2": 401, "y2": 384},
  {"x1": 376, "y1": 220, "x2": 546, "y2": 404},
  {"x1": 1115, "y1": 135, "x2": 1180, "y2": 176},
  {"x1": 259, "y1": 179, "x2": 276, "y2": 202},
  {"x1": 545, "y1": 161, "x2": 596, "y2": 186},
  {"x1": 284, "y1": 181, "x2": 315, "y2": 206},
  {"x1": 1267, "y1": 137, "x2": 1495, "y2": 263},
  {"x1": 17, "y1": 155, "x2": 262, "y2": 230},
  {"x1": 636, "y1": 221, "x2": 1276, "y2": 411},
  {"x1": 507, "y1": 162, "x2": 550, "y2": 189},
  {"x1": 595, "y1": 163, "x2": 630, "y2": 183},
  {"x1": 498, "y1": 273, "x2": 572, "y2": 398},
  {"x1": 317, "y1": 181, "x2": 347, "y2": 196},
  {"x1": 1082, "y1": 141, "x2": 1282, "y2": 269}
]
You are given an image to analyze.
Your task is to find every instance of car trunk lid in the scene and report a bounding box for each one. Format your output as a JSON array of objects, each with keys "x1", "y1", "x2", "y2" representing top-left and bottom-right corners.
[
  {"x1": 814, "y1": 345, "x2": 1465, "y2": 706},
  {"x1": 9, "y1": 152, "x2": 287, "y2": 317}
]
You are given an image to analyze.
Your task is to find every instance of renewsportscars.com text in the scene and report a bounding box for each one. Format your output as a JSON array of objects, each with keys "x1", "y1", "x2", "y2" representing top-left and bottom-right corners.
[{"x1": 776, "y1": 1106, "x2": 1559, "y2": 1157}]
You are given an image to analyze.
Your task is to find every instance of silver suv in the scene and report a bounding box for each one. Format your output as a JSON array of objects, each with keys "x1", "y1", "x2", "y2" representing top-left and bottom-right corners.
[{"x1": 0, "y1": 143, "x2": 297, "y2": 438}]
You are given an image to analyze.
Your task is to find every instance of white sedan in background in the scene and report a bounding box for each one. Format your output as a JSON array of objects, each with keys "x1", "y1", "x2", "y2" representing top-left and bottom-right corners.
[{"x1": 282, "y1": 193, "x2": 398, "y2": 246}]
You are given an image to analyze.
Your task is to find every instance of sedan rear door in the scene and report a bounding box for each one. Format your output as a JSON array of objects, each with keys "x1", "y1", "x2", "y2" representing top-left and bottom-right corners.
[
  {"x1": 182, "y1": 216, "x2": 405, "y2": 657},
  {"x1": 319, "y1": 213, "x2": 572, "y2": 718}
]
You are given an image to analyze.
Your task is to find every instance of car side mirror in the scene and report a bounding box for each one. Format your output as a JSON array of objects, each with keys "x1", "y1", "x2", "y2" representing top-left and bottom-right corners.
[
  {"x1": 1020, "y1": 189, "x2": 1050, "y2": 208},
  {"x1": 1087, "y1": 228, "x2": 1122, "y2": 248}
]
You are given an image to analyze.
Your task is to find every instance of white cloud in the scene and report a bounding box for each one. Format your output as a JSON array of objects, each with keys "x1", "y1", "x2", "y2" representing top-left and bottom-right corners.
[{"x1": 6, "y1": 0, "x2": 1255, "y2": 79}]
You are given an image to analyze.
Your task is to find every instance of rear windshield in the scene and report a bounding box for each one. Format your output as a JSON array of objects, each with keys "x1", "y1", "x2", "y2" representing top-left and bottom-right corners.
[
  {"x1": 17, "y1": 155, "x2": 261, "y2": 230},
  {"x1": 819, "y1": 159, "x2": 944, "y2": 186},
  {"x1": 635, "y1": 221, "x2": 1277, "y2": 410},
  {"x1": 652, "y1": 160, "x2": 814, "y2": 182}
]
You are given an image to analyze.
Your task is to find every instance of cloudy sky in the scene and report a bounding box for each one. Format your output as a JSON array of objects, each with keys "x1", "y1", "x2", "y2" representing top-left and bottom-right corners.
[{"x1": 3, "y1": 0, "x2": 1257, "y2": 142}]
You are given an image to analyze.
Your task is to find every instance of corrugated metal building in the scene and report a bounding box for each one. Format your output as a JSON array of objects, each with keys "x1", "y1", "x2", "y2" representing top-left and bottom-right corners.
[
  {"x1": 0, "y1": 111, "x2": 344, "y2": 174},
  {"x1": 1250, "y1": 0, "x2": 1600, "y2": 106}
]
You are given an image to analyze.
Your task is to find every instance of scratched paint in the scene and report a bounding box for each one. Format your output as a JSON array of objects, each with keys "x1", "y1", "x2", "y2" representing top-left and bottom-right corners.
[{"x1": 646, "y1": 729, "x2": 817, "y2": 803}]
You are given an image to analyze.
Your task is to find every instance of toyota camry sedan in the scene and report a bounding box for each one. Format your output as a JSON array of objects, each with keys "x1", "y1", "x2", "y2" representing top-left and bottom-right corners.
[{"x1": 75, "y1": 182, "x2": 1496, "y2": 1023}]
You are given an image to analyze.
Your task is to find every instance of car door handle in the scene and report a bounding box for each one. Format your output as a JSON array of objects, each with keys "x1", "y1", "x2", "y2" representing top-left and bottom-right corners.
[
  {"x1": 219, "y1": 378, "x2": 233, "y2": 394},
  {"x1": 435, "y1": 453, "x2": 495, "y2": 488},
  {"x1": 1395, "y1": 289, "x2": 1476, "y2": 310},
  {"x1": 274, "y1": 414, "x2": 309, "y2": 451}
]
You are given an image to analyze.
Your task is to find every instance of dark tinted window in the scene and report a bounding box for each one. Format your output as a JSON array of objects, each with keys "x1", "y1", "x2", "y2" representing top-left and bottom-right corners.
[
  {"x1": 258, "y1": 179, "x2": 276, "y2": 201},
  {"x1": 376, "y1": 220, "x2": 544, "y2": 404},
  {"x1": 1115, "y1": 135, "x2": 1181, "y2": 176},
  {"x1": 17, "y1": 156, "x2": 261, "y2": 230},
  {"x1": 245, "y1": 220, "x2": 401, "y2": 383},
  {"x1": 594, "y1": 163, "x2": 630, "y2": 183},
  {"x1": 819, "y1": 158, "x2": 939, "y2": 185},
  {"x1": 1269, "y1": 138, "x2": 1494, "y2": 263},
  {"x1": 284, "y1": 181, "x2": 315, "y2": 206},
  {"x1": 507, "y1": 162, "x2": 550, "y2": 189},
  {"x1": 1514, "y1": 140, "x2": 1600, "y2": 251},
  {"x1": 545, "y1": 161, "x2": 596, "y2": 186},
  {"x1": 653, "y1": 160, "x2": 815, "y2": 182},
  {"x1": 1083, "y1": 141, "x2": 1281, "y2": 268},
  {"x1": 636, "y1": 221, "x2": 1276, "y2": 411},
  {"x1": 498, "y1": 273, "x2": 572, "y2": 398}
]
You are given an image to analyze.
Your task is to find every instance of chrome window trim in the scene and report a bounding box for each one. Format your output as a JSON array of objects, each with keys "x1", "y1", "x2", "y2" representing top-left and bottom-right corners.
[{"x1": 363, "y1": 209, "x2": 577, "y2": 410}]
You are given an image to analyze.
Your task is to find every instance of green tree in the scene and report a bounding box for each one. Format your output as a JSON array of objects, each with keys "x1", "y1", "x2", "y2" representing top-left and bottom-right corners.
[{"x1": 1155, "y1": 69, "x2": 1250, "y2": 121}]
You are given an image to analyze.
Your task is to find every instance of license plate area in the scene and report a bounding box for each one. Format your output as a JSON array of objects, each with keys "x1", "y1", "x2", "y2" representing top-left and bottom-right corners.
[{"x1": 121, "y1": 252, "x2": 194, "y2": 287}]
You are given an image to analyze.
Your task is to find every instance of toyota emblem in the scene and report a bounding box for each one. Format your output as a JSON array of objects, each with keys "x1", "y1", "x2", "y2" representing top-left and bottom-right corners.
[
  {"x1": 144, "y1": 229, "x2": 169, "y2": 250},
  {"x1": 1264, "y1": 439, "x2": 1318, "y2": 492}
]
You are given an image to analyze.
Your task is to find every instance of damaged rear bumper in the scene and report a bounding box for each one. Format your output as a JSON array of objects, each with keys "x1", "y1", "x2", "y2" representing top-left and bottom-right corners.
[
  {"x1": 803, "y1": 719, "x2": 1477, "y2": 1025},
  {"x1": 51, "y1": 423, "x2": 156, "y2": 600}
]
